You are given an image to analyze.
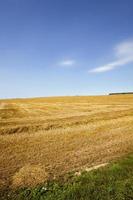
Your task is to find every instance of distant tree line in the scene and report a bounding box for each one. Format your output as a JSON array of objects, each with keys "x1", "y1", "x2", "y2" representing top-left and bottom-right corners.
[{"x1": 109, "y1": 92, "x2": 133, "y2": 95}]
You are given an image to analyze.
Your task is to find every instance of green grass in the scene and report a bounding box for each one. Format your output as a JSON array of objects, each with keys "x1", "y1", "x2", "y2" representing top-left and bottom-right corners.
[{"x1": 1, "y1": 155, "x2": 133, "y2": 200}]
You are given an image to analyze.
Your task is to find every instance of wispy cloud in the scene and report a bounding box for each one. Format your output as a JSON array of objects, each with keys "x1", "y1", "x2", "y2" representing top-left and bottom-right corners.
[
  {"x1": 88, "y1": 39, "x2": 133, "y2": 73},
  {"x1": 58, "y1": 59, "x2": 76, "y2": 67}
]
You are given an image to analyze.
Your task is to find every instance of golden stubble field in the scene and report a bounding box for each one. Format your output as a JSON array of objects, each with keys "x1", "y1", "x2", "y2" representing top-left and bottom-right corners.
[{"x1": 0, "y1": 95, "x2": 133, "y2": 189}]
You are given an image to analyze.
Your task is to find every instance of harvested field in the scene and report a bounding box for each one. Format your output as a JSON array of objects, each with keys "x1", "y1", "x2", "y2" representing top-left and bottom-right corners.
[{"x1": 0, "y1": 95, "x2": 133, "y2": 189}]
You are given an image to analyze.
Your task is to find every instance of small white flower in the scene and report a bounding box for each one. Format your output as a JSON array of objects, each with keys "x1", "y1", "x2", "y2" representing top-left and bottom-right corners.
[{"x1": 42, "y1": 186, "x2": 47, "y2": 191}]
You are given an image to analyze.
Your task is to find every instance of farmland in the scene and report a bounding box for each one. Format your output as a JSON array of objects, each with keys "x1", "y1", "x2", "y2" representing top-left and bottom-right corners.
[{"x1": 0, "y1": 95, "x2": 133, "y2": 199}]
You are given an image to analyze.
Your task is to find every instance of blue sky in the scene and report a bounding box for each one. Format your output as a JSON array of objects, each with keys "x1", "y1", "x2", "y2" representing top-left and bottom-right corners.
[{"x1": 0, "y1": 0, "x2": 133, "y2": 98}]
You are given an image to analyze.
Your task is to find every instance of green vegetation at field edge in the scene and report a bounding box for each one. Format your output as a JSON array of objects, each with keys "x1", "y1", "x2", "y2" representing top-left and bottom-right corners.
[{"x1": 1, "y1": 154, "x2": 133, "y2": 200}]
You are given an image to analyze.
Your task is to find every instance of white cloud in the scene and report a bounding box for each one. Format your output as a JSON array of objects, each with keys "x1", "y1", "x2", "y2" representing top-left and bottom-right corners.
[
  {"x1": 58, "y1": 59, "x2": 75, "y2": 67},
  {"x1": 88, "y1": 39, "x2": 133, "y2": 73}
]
